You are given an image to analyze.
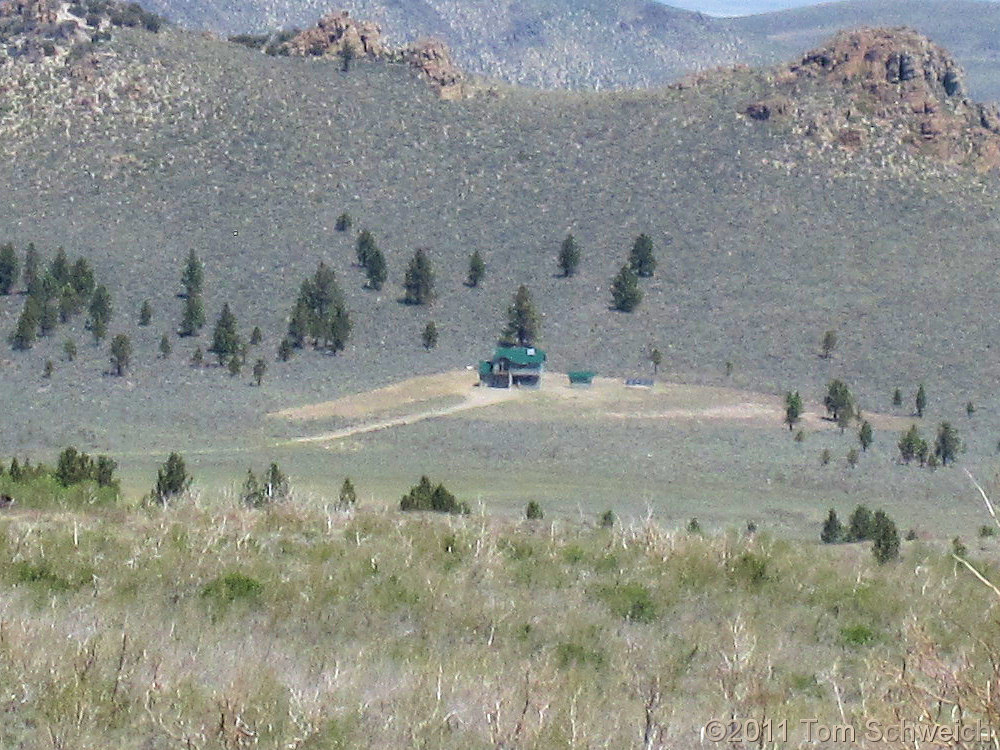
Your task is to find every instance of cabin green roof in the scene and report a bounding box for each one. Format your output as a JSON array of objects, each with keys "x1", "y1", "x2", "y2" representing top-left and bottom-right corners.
[
  {"x1": 478, "y1": 361, "x2": 493, "y2": 377},
  {"x1": 493, "y1": 346, "x2": 546, "y2": 366}
]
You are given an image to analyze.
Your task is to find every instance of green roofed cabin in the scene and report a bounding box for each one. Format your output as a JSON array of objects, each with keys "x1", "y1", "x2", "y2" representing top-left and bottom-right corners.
[{"x1": 479, "y1": 346, "x2": 546, "y2": 388}]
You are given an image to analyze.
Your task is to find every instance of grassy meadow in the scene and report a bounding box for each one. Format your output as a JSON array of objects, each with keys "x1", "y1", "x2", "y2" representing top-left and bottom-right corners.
[{"x1": 2, "y1": 498, "x2": 1000, "y2": 748}]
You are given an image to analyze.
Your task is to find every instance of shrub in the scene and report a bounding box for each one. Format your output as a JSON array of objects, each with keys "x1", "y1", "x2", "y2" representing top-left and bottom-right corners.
[
  {"x1": 686, "y1": 517, "x2": 701, "y2": 534},
  {"x1": 400, "y1": 476, "x2": 469, "y2": 515},
  {"x1": 840, "y1": 624, "x2": 878, "y2": 647},
  {"x1": 595, "y1": 582, "x2": 657, "y2": 623},
  {"x1": 335, "y1": 212, "x2": 352, "y2": 231},
  {"x1": 729, "y1": 552, "x2": 769, "y2": 589},
  {"x1": 598, "y1": 509, "x2": 615, "y2": 528},
  {"x1": 525, "y1": 501, "x2": 543, "y2": 520},
  {"x1": 979, "y1": 525, "x2": 996, "y2": 538},
  {"x1": 201, "y1": 573, "x2": 263, "y2": 604}
]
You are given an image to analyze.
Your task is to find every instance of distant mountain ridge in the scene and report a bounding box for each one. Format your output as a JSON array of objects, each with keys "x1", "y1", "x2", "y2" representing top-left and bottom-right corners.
[{"x1": 137, "y1": 0, "x2": 1000, "y2": 100}]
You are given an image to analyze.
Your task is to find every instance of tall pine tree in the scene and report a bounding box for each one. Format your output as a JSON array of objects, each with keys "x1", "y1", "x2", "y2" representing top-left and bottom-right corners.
[
  {"x1": 210, "y1": 303, "x2": 242, "y2": 364},
  {"x1": 180, "y1": 250, "x2": 204, "y2": 298},
  {"x1": 628, "y1": 234, "x2": 656, "y2": 278},
  {"x1": 500, "y1": 285, "x2": 539, "y2": 347},
  {"x1": 0, "y1": 242, "x2": 18, "y2": 295},
  {"x1": 403, "y1": 249, "x2": 434, "y2": 305}
]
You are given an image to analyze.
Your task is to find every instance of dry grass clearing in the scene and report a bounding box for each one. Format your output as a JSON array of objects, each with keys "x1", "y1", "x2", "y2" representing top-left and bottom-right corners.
[{"x1": 271, "y1": 370, "x2": 913, "y2": 444}]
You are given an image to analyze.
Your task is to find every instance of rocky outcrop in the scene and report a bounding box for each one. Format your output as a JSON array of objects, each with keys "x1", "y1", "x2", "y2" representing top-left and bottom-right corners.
[
  {"x1": 0, "y1": 0, "x2": 162, "y2": 63},
  {"x1": 402, "y1": 38, "x2": 466, "y2": 100},
  {"x1": 277, "y1": 10, "x2": 472, "y2": 100},
  {"x1": 741, "y1": 28, "x2": 1000, "y2": 172},
  {"x1": 277, "y1": 10, "x2": 386, "y2": 58}
]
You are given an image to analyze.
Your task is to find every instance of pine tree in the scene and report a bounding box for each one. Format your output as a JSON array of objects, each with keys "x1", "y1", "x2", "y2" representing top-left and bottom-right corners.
[
  {"x1": 820, "y1": 509, "x2": 843, "y2": 543},
  {"x1": 403, "y1": 249, "x2": 435, "y2": 305},
  {"x1": 241, "y1": 469, "x2": 262, "y2": 508},
  {"x1": 109, "y1": 334, "x2": 132, "y2": 376},
  {"x1": 180, "y1": 250, "x2": 204, "y2": 298},
  {"x1": 88, "y1": 285, "x2": 112, "y2": 343},
  {"x1": 934, "y1": 422, "x2": 960, "y2": 465},
  {"x1": 159, "y1": 335, "x2": 171, "y2": 358},
  {"x1": 784, "y1": 391, "x2": 803, "y2": 430},
  {"x1": 287, "y1": 298, "x2": 311, "y2": 348},
  {"x1": 823, "y1": 380, "x2": 853, "y2": 422},
  {"x1": 228, "y1": 355, "x2": 241, "y2": 377},
  {"x1": 70, "y1": 258, "x2": 94, "y2": 299},
  {"x1": 210, "y1": 303, "x2": 241, "y2": 365},
  {"x1": 820, "y1": 329, "x2": 837, "y2": 359},
  {"x1": 340, "y1": 40, "x2": 355, "y2": 72},
  {"x1": 339, "y1": 477, "x2": 357, "y2": 509},
  {"x1": 335, "y1": 212, "x2": 352, "y2": 232},
  {"x1": 898, "y1": 425, "x2": 925, "y2": 464},
  {"x1": 848, "y1": 505, "x2": 875, "y2": 541},
  {"x1": 43, "y1": 359, "x2": 53, "y2": 378},
  {"x1": 356, "y1": 230, "x2": 376, "y2": 268},
  {"x1": 859, "y1": 421, "x2": 873, "y2": 451},
  {"x1": 22, "y1": 243, "x2": 39, "y2": 292},
  {"x1": 467, "y1": 250, "x2": 485, "y2": 288},
  {"x1": 364, "y1": 246, "x2": 387, "y2": 290},
  {"x1": 191, "y1": 346, "x2": 204, "y2": 367},
  {"x1": 58, "y1": 285, "x2": 79, "y2": 323},
  {"x1": 252, "y1": 358, "x2": 266, "y2": 386},
  {"x1": 250, "y1": 326, "x2": 262, "y2": 345},
  {"x1": 558, "y1": 234, "x2": 580, "y2": 277},
  {"x1": 139, "y1": 300, "x2": 152, "y2": 326},
  {"x1": 610, "y1": 265, "x2": 642, "y2": 312},
  {"x1": 422, "y1": 321, "x2": 438, "y2": 350},
  {"x1": 892, "y1": 388, "x2": 902, "y2": 407},
  {"x1": 628, "y1": 233, "x2": 656, "y2": 277},
  {"x1": 0, "y1": 242, "x2": 18, "y2": 294},
  {"x1": 500, "y1": 285, "x2": 540, "y2": 347},
  {"x1": 49, "y1": 247, "x2": 69, "y2": 285},
  {"x1": 9, "y1": 302, "x2": 38, "y2": 350},
  {"x1": 63, "y1": 338, "x2": 77, "y2": 361},
  {"x1": 153, "y1": 452, "x2": 190, "y2": 503},
  {"x1": 650, "y1": 348, "x2": 662, "y2": 375},
  {"x1": 38, "y1": 299, "x2": 57, "y2": 336},
  {"x1": 915, "y1": 384, "x2": 927, "y2": 418},
  {"x1": 178, "y1": 294, "x2": 205, "y2": 337},
  {"x1": 277, "y1": 338, "x2": 293, "y2": 362},
  {"x1": 871, "y1": 511, "x2": 900, "y2": 564},
  {"x1": 525, "y1": 501, "x2": 544, "y2": 520}
]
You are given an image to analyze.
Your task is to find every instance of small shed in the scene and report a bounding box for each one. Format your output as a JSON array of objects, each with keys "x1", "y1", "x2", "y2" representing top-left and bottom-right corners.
[
  {"x1": 567, "y1": 370, "x2": 596, "y2": 387},
  {"x1": 479, "y1": 346, "x2": 546, "y2": 388}
]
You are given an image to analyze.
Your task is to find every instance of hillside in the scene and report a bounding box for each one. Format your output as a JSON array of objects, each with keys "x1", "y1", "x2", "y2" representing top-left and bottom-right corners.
[
  {"x1": 137, "y1": 0, "x2": 1000, "y2": 99},
  {"x1": 3, "y1": 21, "x2": 1000, "y2": 525}
]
